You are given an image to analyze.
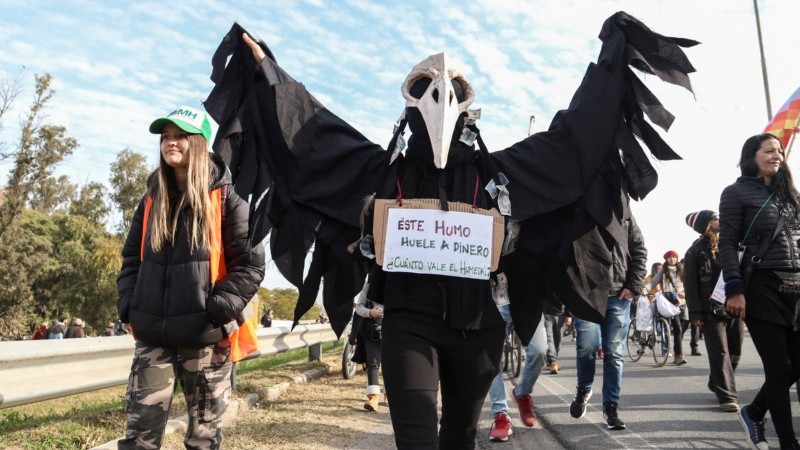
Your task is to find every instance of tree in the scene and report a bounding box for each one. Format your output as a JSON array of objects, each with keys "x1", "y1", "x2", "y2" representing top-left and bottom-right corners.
[
  {"x1": 40, "y1": 213, "x2": 122, "y2": 333},
  {"x1": 259, "y1": 287, "x2": 322, "y2": 322},
  {"x1": 70, "y1": 181, "x2": 111, "y2": 225},
  {"x1": 0, "y1": 73, "x2": 78, "y2": 239},
  {"x1": 28, "y1": 174, "x2": 77, "y2": 215},
  {"x1": 109, "y1": 148, "x2": 150, "y2": 234},
  {"x1": 0, "y1": 209, "x2": 55, "y2": 336},
  {"x1": 0, "y1": 71, "x2": 21, "y2": 162}
]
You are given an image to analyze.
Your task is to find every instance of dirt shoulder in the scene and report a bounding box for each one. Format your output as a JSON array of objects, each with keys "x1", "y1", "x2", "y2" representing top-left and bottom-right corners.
[{"x1": 162, "y1": 349, "x2": 395, "y2": 450}]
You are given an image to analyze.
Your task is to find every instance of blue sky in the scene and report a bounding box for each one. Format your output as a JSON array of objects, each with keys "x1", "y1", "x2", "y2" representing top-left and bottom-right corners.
[{"x1": 1, "y1": 1, "x2": 799, "y2": 289}]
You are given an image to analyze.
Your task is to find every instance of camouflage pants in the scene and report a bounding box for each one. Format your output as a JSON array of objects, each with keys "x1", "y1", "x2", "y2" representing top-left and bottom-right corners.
[{"x1": 118, "y1": 340, "x2": 232, "y2": 450}]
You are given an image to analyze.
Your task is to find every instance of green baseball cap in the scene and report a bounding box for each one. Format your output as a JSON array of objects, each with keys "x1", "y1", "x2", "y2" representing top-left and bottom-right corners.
[{"x1": 149, "y1": 105, "x2": 212, "y2": 142}]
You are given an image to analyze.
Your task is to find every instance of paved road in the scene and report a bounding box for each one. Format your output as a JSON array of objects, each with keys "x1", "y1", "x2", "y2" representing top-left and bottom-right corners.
[
  {"x1": 475, "y1": 327, "x2": 800, "y2": 449},
  {"x1": 335, "y1": 325, "x2": 798, "y2": 449}
]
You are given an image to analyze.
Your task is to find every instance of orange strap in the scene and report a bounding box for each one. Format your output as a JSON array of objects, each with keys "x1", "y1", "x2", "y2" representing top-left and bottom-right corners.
[
  {"x1": 140, "y1": 197, "x2": 153, "y2": 261},
  {"x1": 139, "y1": 189, "x2": 257, "y2": 361},
  {"x1": 140, "y1": 189, "x2": 226, "y2": 282}
]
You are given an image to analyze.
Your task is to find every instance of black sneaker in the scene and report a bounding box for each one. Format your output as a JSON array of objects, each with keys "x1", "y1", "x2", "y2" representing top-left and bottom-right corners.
[
  {"x1": 569, "y1": 386, "x2": 592, "y2": 418},
  {"x1": 738, "y1": 405, "x2": 768, "y2": 450},
  {"x1": 603, "y1": 403, "x2": 626, "y2": 430}
]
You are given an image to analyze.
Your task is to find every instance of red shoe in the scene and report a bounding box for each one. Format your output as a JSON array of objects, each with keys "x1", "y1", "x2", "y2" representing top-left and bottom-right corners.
[
  {"x1": 512, "y1": 388, "x2": 537, "y2": 427},
  {"x1": 489, "y1": 412, "x2": 514, "y2": 442}
]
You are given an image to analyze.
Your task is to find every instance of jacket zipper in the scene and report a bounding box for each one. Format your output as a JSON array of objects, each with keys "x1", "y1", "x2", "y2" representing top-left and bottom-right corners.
[
  {"x1": 785, "y1": 219, "x2": 797, "y2": 270},
  {"x1": 162, "y1": 245, "x2": 172, "y2": 343}
]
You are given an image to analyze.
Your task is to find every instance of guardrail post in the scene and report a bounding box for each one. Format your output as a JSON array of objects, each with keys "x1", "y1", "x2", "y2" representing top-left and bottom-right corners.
[
  {"x1": 231, "y1": 362, "x2": 238, "y2": 390},
  {"x1": 308, "y1": 343, "x2": 321, "y2": 361}
]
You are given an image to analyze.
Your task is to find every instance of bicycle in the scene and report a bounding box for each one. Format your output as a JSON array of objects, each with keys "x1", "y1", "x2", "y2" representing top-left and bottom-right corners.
[
  {"x1": 502, "y1": 325, "x2": 522, "y2": 379},
  {"x1": 341, "y1": 330, "x2": 359, "y2": 379},
  {"x1": 627, "y1": 306, "x2": 672, "y2": 367}
]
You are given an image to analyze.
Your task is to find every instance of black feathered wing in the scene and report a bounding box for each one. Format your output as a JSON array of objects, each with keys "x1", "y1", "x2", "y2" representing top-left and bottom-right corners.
[
  {"x1": 490, "y1": 12, "x2": 697, "y2": 339},
  {"x1": 205, "y1": 23, "x2": 385, "y2": 336}
]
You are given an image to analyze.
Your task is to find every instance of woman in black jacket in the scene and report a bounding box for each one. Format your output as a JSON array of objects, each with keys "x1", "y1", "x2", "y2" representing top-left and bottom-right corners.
[
  {"x1": 719, "y1": 133, "x2": 800, "y2": 450},
  {"x1": 116, "y1": 106, "x2": 265, "y2": 449},
  {"x1": 684, "y1": 209, "x2": 743, "y2": 412}
]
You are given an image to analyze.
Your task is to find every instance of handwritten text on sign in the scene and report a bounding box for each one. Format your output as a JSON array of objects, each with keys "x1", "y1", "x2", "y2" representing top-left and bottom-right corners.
[{"x1": 383, "y1": 208, "x2": 493, "y2": 280}]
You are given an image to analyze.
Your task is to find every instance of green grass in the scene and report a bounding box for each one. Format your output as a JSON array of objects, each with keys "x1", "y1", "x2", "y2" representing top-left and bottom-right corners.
[
  {"x1": 0, "y1": 340, "x2": 341, "y2": 449},
  {"x1": 236, "y1": 340, "x2": 339, "y2": 374}
]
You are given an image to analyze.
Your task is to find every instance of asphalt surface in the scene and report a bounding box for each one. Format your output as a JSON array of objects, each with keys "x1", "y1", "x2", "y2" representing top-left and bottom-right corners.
[
  {"x1": 475, "y1": 327, "x2": 800, "y2": 449},
  {"x1": 95, "y1": 324, "x2": 800, "y2": 449}
]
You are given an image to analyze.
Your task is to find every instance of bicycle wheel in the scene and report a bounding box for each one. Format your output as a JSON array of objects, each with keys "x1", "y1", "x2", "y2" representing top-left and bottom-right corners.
[
  {"x1": 504, "y1": 334, "x2": 518, "y2": 380},
  {"x1": 502, "y1": 334, "x2": 510, "y2": 372},
  {"x1": 626, "y1": 322, "x2": 643, "y2": 363},
  {"x1": 509, "y1": 332, "x2": 522, "y2": 379},
  {"x1": 652, "y1": 317, "x2": 671, "y2": 367},
  {"x1": 341, "y1": 340, "x2": 358, "y2": 379}
]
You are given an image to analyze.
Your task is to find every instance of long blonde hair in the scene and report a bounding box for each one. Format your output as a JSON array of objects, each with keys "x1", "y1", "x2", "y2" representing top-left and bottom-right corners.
[
  {"x1": 148, "y1": 134, "x2": 217, "y2": 253},
  {"x1": 705, "y1": 223, "x2": 719, "y2": 259}
]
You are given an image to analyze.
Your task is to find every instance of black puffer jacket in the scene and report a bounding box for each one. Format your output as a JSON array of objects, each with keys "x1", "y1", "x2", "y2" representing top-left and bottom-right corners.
[
  {"x1": 719, "y1": 176, "x2": 800, "y2": 296},
  {"x1": 117, "y1": 153, "x2": 266, "y2": 348},
  {"x1": 684, "y1": 236, "x2": 720, "y2": 321}
]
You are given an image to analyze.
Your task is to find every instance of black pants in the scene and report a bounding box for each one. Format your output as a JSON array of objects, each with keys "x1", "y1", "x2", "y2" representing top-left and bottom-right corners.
[
  {"x1": 690, "y1": 322, "x2": 702, "y2": 351},
  {"x1": 362, "y1": 337, "x2": 382, "y2": 387},
  {"x1": 671, "y1": 317, "x2": 689, "y2": 356},
  {"x1": 702, "y1": 314, "x2": 744, "y2": 404},
  {"x1": 381, "y1": 310, "x2": 504, "y2": 449},
  {"x1": 746, "y1": 317, "x2": 800, "y2": 446}
]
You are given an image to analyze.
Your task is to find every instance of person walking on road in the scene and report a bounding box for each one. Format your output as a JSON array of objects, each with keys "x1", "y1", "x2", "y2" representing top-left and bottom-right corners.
[
  {"x1": 684, "y1": 209, "x2": 744, "y2": 413},
  {"x1": 569, "y1": 214, "x2": 647, "y2": 430},
  {"x1": 352, "y1": 278, "x2": 385, "y2": 413},
  {"x1": 720, "y1": 133, "x2": 800, "y2": 450},
  {"x1": 487, "y1": 272, "x2": 547, "y2": 442},
  {"x1": 543, "y1": 291, "x2": 565, "y2": 374}
]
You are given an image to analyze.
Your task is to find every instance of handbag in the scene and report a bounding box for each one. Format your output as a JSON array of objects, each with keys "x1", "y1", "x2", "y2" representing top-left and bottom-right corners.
[{"x1": 655, "y1": 291, "x2": 681, "y2": 318}]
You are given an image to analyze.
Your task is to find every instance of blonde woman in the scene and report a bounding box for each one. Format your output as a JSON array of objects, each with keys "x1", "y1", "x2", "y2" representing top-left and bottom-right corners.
[{"x1": 117, "y1": 106, "x2": 265, "y2": 449}]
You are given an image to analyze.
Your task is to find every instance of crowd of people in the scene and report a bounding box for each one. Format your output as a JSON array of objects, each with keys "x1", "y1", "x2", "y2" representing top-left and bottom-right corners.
[
  {"x1": 342, "y1": 132, "x2": 800, "y2": 449},
  {"x1": 28, "y1": 317, "x2": 129, "y2": 339},
  {"x1": 19, "y1": 14, "x2": 799, "y2": 450}
]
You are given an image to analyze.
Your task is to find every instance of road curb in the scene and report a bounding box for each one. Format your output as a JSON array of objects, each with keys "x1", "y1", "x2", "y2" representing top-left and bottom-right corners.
[{"x1": 89, "y1": 364, "x2": 331, "y2": 449}]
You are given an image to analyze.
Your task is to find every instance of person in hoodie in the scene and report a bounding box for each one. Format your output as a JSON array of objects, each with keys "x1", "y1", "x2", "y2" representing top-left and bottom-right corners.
[{"x1": 116, "y1": 106, "x2": 265, "y2": 449}]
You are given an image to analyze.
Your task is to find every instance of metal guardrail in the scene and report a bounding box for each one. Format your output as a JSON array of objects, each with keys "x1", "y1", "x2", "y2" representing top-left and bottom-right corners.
[{"x1": 0, "y1": 324, "x2": 338, "y2": 409}]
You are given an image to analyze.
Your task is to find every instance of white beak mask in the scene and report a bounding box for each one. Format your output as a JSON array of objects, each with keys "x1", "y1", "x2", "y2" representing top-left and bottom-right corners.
[{"x1": 401, "y1": 53, "x2": 474, "y2": 169}]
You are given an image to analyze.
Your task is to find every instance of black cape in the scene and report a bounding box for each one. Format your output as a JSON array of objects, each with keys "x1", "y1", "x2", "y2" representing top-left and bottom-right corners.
[{"x1": 204, "y1": 12, "x2": 697, "y2": 341}]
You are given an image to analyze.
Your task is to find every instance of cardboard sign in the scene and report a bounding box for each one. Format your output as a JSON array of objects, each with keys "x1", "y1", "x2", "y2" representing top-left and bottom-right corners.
[{"x1": 373, "y1": 199, "x2": 504, "y2": 280}]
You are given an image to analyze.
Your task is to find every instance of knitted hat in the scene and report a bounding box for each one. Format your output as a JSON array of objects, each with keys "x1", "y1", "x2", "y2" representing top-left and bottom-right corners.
[
  {"x1": 663, "y1": 250, "x2": 679, "y2": 260},
  {"x1": 685, "y1": 210, "x2": 717, "y2": 234}
]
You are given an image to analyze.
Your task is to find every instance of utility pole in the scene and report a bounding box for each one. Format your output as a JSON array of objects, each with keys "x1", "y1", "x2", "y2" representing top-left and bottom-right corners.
[{"x1": 753, "y1": 0, "x2": 773, "y2": 120}]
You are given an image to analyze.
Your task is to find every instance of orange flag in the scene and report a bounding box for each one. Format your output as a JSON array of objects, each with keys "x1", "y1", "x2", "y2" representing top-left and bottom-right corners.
[{"x1": 764, "y1": 87, "x2": 800, "y2": 148}]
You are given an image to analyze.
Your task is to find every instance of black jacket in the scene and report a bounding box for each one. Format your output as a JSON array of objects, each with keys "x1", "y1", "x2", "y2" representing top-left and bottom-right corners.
[
  {"x1": 117, "y1": 153, "x2": 266, "y2": 348},
  {"x1": 609, "y1": 216, "x2": 648, "y2": 296},
  {"x1": 684, "y1": 235, "x2": 720, "y2": 321},
  {"x1": 719, "y1": 176, "x2": 800, "y2": 296}
]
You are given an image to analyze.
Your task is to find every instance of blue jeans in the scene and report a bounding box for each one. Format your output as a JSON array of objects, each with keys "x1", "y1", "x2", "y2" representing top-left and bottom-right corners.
[
  {"x1": 574, "y1": 295, "x2": 631, "y2": 407},
  {"x1": 489, "y1": 305, "x2": 547, "y2": 415}
]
